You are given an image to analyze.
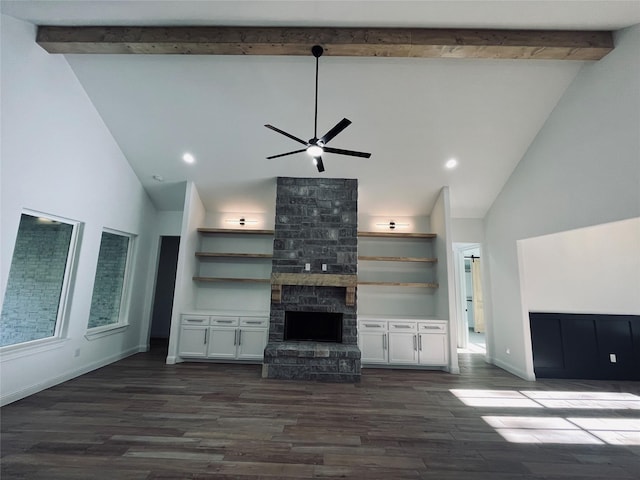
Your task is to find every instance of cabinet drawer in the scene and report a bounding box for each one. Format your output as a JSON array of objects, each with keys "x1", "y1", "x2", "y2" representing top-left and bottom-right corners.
[
  {"x1": 418, "y1": 321, "x2": 447, "y2": 333},
  {"x1": 182, "y1": 315, "x2": 210, "y2": 325},
  {"x1": 211, "y1": 316, "x2": 239, "y2": 326},
  {"x1": 359, "y1": 320, "x2": 387, "y2": 331},
  {"x1": 389, "y1": 321, "x2": 417, "y2": 332},
  {"x1": 240, "y1": 317, "x2": 269, "y2": 328}
]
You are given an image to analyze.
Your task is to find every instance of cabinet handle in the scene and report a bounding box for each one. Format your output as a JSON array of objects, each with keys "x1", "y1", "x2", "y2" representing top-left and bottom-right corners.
[
  {"x1": 394, "y1": 325, "x2": 412, "y2": 329},
  {"x1": 187, "y1": 318, "x2": 205, "y2": 323},
  {"x1": 383, "y1": 333, "x2": 387, "y2": 350},
  {"x1": 233, "y1": 330, "x2": 237, "y2": 346},
  {"x1": 413, "y1": 334, "x2": 417, "y2": 351},
  {"x1": 418, "y1": 335, "x2": 422, "y2": 351},
  {"x1": 217, "y1": 320, "x2": 234, "y2": 324},
  {"x1": 364, "y1": 323, "x2": 381, "y2": 328},
  {"x1": 245, "y1": 321, "x2": 262, "y2": 325},
  {"x1": 423, "y1": 326, "x2": 441, "y2": 330},
  {"x1": 238, "y1": 329, "x2": 242, "y2": 345},
  {"x1": 204, "y1": 329, "x2": 208, "y2": 345}
]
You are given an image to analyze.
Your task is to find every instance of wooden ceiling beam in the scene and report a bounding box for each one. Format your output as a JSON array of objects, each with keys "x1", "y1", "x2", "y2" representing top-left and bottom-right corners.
[{"x1": 36, "y1": 26, "x2": 614, "y2": 60}]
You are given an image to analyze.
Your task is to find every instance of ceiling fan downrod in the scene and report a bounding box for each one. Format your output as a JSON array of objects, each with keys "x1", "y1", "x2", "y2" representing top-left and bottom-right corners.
[{"x1": 312, "y1": 45, "x2": 323, "y2": 141}]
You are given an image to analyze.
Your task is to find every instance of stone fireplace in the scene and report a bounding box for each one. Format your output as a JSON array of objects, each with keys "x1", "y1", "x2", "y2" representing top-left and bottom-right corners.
[{"x1": 262, "y1": 177, "x2": 361, "y2": 382}]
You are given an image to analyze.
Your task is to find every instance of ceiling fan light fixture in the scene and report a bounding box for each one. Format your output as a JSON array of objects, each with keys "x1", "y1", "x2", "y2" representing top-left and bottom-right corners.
[{"x1": 307, "y1": 145, "x2": 323, "y2": 157}]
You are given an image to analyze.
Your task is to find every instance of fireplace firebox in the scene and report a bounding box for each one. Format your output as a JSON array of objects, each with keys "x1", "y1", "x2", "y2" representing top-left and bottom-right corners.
[{"x1": 284, "y1": 311, "x2": 343, "y2": 343}]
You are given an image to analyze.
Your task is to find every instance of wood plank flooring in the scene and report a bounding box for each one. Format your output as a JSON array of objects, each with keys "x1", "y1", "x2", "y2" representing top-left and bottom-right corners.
[{"x1": 2, "y1": 346, "x2": 639, "y2": 479}]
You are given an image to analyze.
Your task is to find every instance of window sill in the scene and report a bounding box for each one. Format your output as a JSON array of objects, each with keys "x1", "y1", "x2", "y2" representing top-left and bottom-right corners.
[
  {"x1": 85, "y1": 324, "x2": 129, "y2": 341},
  {"x1": 0, "y1": 337, "x2": 69, "y2": 362}
]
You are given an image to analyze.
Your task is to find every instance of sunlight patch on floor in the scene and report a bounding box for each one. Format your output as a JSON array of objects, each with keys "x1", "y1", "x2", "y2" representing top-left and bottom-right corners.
[{"x1": 450, "y1": 389, "x2": 640, "y2": 445}]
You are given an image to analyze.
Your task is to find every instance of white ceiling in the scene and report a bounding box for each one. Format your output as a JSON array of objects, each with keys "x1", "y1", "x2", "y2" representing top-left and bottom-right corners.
[{"x1": 3, "y1": 1, "x2": 640, "y2": 219}]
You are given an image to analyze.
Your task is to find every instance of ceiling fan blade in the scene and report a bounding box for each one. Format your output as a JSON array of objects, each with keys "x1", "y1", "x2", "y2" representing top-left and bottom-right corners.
[
  {"x1": 319, "y1": 118, "x2": 352, "y2": 145},
  {"x1": 314, "y1": 156, "x2": 325, "y2": 173},
  {"x1": 264, "y1": 125, "x2": 308, "y2": 146},
  {"x1": 266, "y1": 149, "x2": 306, "y2": 159},
  {"x1": 323, "y1": 146, "x2": 371, "y2": 158}
]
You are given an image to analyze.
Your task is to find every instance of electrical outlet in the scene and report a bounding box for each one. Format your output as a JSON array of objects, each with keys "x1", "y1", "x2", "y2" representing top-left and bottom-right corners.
[
  {"x1": 305, "y1": 263, "x2": 311, "y2": 271},
  {"x1": 610, "y1": 353, "x2": 617, "y2": 363},
  {"x1": 322, "y1": 264, "x2": 327, "y2": 271}
]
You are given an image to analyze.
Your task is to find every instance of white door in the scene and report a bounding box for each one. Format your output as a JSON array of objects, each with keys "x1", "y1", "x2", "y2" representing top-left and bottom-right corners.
[
  {"x1": 207, "y1": 327, "x2": 238, "y2": 358},
  {"x1": 237, "y1": 328, "x2": 268, "y2": 360},
  {"x1": 178, "y1": 326, "x2": 208, "y2": 358},
  {"x1": 388, "y1": 332, "x2": 417, "y2": 364},
  {"x1": 359, "y1": 331, "x2": 388, "y2": 363},
  {"x1": 419, "y1": 333, "x2": 448, "y2": 365},
  {"x1": 388, "y1": 322, "x2": 417, "y2": 365}
]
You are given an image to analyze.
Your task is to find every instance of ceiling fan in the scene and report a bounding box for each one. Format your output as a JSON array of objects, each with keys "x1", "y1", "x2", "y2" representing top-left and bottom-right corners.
[{"x1": 265, "y1": 45, "x2": 371, "y2": 173}]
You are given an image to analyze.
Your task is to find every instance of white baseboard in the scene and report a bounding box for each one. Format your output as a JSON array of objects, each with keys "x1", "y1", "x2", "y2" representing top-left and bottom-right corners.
[
  {"x1": 490, "y1": 356, "x2": 535, "y2": 381},
  {"x1": 0, "y1": 346, "x2": 143, "y2": 406}
]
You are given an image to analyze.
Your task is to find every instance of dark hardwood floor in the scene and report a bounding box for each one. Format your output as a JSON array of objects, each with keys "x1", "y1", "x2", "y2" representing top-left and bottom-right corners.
[{"x1": 2, "y1": 345, "x2": 639, "y2": 479}]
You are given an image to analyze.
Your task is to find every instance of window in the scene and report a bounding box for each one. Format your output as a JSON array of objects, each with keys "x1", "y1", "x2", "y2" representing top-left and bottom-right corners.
[
  {"x1": 87, "y1": 230, "x2": 135, "y2": 330},
  {"x1": 1, "y1": 212, "x2": 79, "y2": 347}
]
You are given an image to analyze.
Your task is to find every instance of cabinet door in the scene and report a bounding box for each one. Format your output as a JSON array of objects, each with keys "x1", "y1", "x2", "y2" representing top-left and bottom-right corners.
[
  {"x1": 388, "y1": 321, "x2": 417, "y2": 365},
  {"x1": 359, "y1": 331, "x2": 388, "y2": 363},
  {"x1": 207, "y1": 327, "x2": 238, "y2": 358},
  {"x1": 418, "y1": 333, "x2": 448, "y2": 365},
  {"x1": 178, "y1": 326, "x2": 208, "y2": 358},
  {"x1": 388, "y1": 332, "x2": 418, "y2": 364},
  {"x1": 237, "y1": 328, "x2": 268, "y2": 360}
]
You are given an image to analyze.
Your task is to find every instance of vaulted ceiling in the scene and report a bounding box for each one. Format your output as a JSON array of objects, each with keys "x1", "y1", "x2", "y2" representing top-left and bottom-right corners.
[{"x1": 3, "y1": 1, "x2": 639, "y2": 220}]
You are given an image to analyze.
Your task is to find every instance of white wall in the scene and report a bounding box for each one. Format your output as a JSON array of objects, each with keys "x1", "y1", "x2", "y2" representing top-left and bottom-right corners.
[
  {"x1": 483, "y1": 25, "x2": 640, "y2": 380},
  {"x1": 156, "y1": 210, "x2": 184, "y2": 237},
  {"x1": 0, "y1": 15, "x2": 158, "y2": 405},
  {"x1": 451, "y1": 218, "x2": 484, "y2": 244},
  {"x1": 430, "y1": 187, "x2": 459, "y2": 373},
  {"x1": 166, "y1": 182, "x2": 205, "y2": 364},
  {"x1": 519, "y1": 218, "x2": 640, "y2": 315}
]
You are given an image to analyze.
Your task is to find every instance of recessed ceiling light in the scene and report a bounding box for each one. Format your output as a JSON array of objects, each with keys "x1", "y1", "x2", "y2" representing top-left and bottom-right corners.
[
  {"x1": 445, "y1": 158, "x2": 458, "y2": 169},
  {"x1": 182, "y1": 153, "x2": 195, "y2": 164}
]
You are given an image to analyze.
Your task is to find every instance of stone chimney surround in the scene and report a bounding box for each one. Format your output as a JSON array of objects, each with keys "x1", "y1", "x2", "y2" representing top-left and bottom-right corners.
[{"x1": 262, "y1": 177, "x2": 361, "y2": 382}]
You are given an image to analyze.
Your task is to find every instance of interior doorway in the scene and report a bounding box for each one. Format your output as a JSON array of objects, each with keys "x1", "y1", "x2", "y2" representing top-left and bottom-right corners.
[
  {"x1": 149, "y1": 236, "x2": 180, "y2": 352},
  {"x1": 454, "y1": 243, "x2": 486, "y2": 354}
]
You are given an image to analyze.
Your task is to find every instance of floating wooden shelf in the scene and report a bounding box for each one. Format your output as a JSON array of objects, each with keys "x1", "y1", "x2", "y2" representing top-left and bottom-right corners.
[
  {"x1": 197, "y1": 228, "x2": 274, "y2": 235},
  {"x1": 358, "y1": 281, "x2": 439, "y2": 288},
  {"x1": 358, "y1": 231, "x2": 436, "y2": 239},
  {"x1": 358, "y1": 255, "x2": 437, "y2": 263},
  {"x1": 195, "y1": 252, "x2": 273, "y2": 258},
  {"x1": 193, "y1": 276, "x2": 271, "y2": 283}
]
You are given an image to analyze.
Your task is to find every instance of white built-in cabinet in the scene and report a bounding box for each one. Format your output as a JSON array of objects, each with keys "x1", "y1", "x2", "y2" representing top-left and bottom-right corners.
[
  {"x1": 176, "y1": 226, "x2": 451, "y2": 370},
  {"x1": 358, "y1": 319, "x2": 448, "y2": 367},
  {"x1": 178, "y1": 314, "x2": 269, "y2": 362}
]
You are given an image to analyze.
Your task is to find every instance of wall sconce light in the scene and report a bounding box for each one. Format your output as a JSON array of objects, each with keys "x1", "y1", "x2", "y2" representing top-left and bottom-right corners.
[
  {"x1": 225, "y1": 218, "x2": 258, "y2": 226},
  {"x1": 376, "y1": 221, "x2": 409, "y2": 230}
]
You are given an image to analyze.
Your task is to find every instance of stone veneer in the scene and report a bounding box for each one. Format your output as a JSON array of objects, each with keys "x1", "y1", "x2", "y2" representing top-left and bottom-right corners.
[{"x1": 262, "y1": 177, "x2": 361, "y2": 382}]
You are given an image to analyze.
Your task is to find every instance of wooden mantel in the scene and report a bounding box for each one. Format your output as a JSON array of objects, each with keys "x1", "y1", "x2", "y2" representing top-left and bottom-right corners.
[
  {"x1": 271, "y1": 273, "x2": 357, "y2": 306},
  {"x1": 36, "y1": 26, "x2": 614, "y2": 60}
]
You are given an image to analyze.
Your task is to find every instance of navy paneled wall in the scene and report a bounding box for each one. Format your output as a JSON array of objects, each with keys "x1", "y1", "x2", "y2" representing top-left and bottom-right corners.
[{"x1": 530, "y1": 312, "x2": 640, "y2": 380}]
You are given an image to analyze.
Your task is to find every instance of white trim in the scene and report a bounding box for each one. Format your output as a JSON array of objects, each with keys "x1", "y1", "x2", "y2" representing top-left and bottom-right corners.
[
  {"x1": 0, "y1": 209, "x2": 82, "y2": 349},
  {"x1": 86, "y1": 228, "x2": 136, "y2": 332},
  {"x1": 491, "y1": 354, "x2": 535, "y2": 381},
  {"x1": 0, "y1": 337, "x2": 69, "y2": 362},
  {"x1": 516, "y1": 238, "x2": 537, "y2": 381},
  {"x1": 0, "y1": 345, "x2": 144, "y2": 407},
  {"x1": 84, "y1": 324, "x2": 129, "y2": 340}
]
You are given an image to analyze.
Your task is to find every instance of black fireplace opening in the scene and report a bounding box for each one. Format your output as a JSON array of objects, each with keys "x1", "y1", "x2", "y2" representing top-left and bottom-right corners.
[{"x1": 284, "y1": 311, "x2": 343, "y2": 343}]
